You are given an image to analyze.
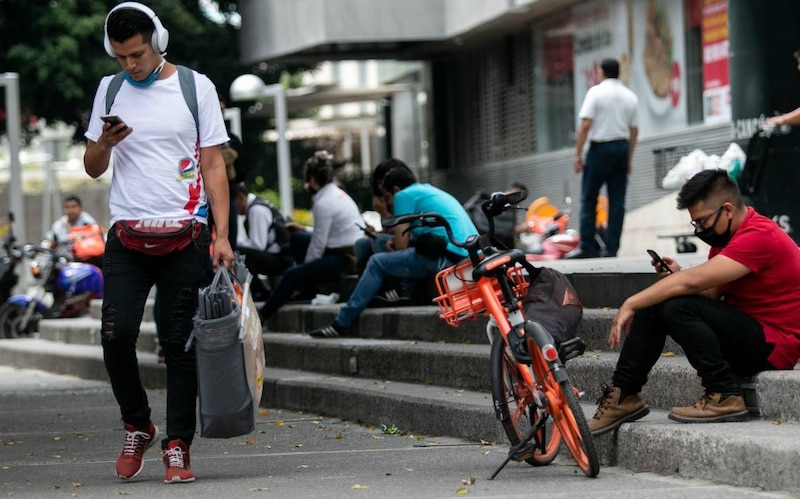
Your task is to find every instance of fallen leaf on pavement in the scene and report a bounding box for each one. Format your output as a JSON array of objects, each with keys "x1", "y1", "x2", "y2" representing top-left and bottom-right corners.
[
  {"x1": 461, "y1": 477, "x2": 476, "y2": 485},
  {"x1": 456, "y1": 487, "x2": 469, "y2": 494},
  {"x1": 352, "y1": 484, "x2": 368, "y2": 490},
  {"x1": 250, "y1": 487, "x2": 269, "y2": 491},
  {"x1": 661, "y1": 352, "x2": 675, "y2": 357}
]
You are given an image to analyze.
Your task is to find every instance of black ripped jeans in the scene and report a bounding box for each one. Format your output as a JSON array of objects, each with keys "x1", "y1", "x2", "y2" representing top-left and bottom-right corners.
[
  {"x1": 612, "y1": 295, "x2": 776, "y2": 396},
  {"x1": 100, "y1": 224, "x2": 210, "y2": 447}
]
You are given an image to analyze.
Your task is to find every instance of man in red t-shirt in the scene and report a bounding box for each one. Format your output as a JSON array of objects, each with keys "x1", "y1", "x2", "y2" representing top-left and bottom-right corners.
[{"x1": 589, "y1": 169, "x2": 800, "y2": 435}]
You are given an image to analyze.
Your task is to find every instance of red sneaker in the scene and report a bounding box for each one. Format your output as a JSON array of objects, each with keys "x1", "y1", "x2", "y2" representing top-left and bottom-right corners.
[
  {"x1": 162, "y1": 439, "x2": 195, "y2": 483},
  {"x1": 115, "y1": 421, "x2": 159, "y2": 479}
]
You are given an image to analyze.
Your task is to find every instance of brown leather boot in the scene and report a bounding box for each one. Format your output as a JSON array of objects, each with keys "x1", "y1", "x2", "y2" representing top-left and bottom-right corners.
[
  {"x1": 668, "y1": 393, "x2": 749, "y2": 423},
  {"x1": 588, "y1": 385, "x2": 650, "y2": 436}
]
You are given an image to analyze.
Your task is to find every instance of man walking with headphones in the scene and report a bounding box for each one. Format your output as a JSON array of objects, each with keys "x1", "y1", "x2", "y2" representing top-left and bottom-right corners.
[{"x1": 83, "y1": 2, "x2": 232, "y2": 484}]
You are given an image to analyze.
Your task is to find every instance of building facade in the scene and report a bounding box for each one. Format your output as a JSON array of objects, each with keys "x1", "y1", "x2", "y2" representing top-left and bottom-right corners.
[{"x1": 238, "y1": 0, "x2": 800, "y2": 254}]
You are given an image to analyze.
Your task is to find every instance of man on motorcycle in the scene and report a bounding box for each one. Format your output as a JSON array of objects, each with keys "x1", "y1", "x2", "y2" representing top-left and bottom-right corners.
[
  {"x1": 47, "y1": 195, "x2": 99, "y2": 245},
  {"x1": 47, "y1": 195, "x2": 104, "y2": 268}
]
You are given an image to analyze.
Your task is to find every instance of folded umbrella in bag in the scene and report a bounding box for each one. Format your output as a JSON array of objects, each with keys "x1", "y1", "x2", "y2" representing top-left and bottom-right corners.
[{"x1": 186, "y1": 266, "x2": 254, "y2": 439}]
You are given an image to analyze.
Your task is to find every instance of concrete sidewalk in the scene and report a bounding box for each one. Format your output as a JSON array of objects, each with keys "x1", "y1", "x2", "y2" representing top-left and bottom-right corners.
[{"x1": 0, "y1": 366, "x2": 791, "y2": 499}]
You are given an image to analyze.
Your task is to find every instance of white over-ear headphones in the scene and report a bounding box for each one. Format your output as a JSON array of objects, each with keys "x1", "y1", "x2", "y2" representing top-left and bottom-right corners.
[{"x1": 103, "y1": 2, "x2": 169, "y2": 57}]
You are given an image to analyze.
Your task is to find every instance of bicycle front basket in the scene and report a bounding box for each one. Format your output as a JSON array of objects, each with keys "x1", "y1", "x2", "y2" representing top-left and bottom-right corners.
[{"x1": 434, "y1": 259, "x2": 529, "y2": 326}]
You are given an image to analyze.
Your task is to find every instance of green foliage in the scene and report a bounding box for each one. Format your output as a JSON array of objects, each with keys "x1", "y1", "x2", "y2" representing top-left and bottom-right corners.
[
  {"x1": 0, "y1": 0, "x2": 320, "y2": 201},
  {"x1": 0, "y1": 0, "x2": 247, "y2": 141}
]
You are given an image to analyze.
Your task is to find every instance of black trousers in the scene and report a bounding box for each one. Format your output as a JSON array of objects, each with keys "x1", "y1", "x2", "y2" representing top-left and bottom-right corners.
[
  {"x1": 612, "y1": 295, "x2": 775, "y2": 395},
  {"x1": 238, "y1": 246, "x2": 292, "y2": 278},
  {"x1": 100, "y1": 225, "x2": 210, "y2": 446}
]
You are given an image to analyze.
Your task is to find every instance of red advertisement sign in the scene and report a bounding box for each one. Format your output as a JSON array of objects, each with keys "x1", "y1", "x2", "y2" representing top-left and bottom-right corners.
[{"x1": 701, "y1": 0, "x2": 730, "y2": 122}]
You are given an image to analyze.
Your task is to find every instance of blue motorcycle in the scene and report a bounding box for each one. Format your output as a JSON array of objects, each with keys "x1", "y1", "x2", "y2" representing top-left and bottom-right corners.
[{"x1": 0, "y1": 240, "x2": 103, "y2": 339}]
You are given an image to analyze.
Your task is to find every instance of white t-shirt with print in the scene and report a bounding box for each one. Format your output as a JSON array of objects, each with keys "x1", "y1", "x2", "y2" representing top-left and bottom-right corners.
[{"x1": 85, "y1": 68, "x2": 229, "y2": 225}]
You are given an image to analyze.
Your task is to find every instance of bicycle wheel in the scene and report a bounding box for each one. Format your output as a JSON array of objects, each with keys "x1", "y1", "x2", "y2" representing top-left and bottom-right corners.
[
  {"x1": 490, "y1": 333, "x2": 560, "y2": 466},
  {"x1": 550, "y1": 377, "x2": 600, "y2": 477}
]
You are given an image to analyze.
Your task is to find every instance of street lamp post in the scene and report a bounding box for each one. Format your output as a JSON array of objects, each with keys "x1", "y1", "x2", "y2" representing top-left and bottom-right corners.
[
  {"x1": 0, "y1": 73, "x2": 25, "y2": 243},
  {"x1": 230, "y1": 74, "x2": 293, "y2": 217}
]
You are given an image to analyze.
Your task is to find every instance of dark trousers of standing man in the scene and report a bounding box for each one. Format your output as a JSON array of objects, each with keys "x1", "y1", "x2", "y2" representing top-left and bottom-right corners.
[
  {"x1": 100, "y1": 226, "x2": 210, "y2": 447},
  {"x1": 612, "y1": 295, "x2": 775, "y2": 396},
  {"x1": 579, "y1": 140, "x2": 629, "y2": 257}
]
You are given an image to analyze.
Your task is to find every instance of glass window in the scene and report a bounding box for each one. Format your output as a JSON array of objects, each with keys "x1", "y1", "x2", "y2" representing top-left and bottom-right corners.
[
  {"x1": 533, "y1": 11, "x2": 575, "y2": 153},
  {"x1": 531, "y1": 0, "x2": 730, "y2": 152}
]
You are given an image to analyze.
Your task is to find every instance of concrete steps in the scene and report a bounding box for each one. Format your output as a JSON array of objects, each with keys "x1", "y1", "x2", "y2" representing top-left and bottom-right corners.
[
  {"x1": 0, "y1": 336, "x2": 798, "y2": 494},
  {"x1": 4, "y1": 254, "x2": 800, "y2": 495}
]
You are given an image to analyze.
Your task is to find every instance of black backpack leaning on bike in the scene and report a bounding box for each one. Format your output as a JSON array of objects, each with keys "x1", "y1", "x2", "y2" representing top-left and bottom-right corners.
[{"x1": 522, "y1": 266, "x2": 585, "y2": 361}]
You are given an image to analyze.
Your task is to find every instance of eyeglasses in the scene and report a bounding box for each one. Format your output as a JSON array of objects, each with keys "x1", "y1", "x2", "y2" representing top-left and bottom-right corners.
[{"x1": 690, "y1": 205, "x2": 723, "y2": 230}]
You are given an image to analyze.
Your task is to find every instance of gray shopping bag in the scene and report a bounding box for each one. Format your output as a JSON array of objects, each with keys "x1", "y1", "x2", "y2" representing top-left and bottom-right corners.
[{"x1": 187, "y1": 266, "x2": 254, "y2": 438}]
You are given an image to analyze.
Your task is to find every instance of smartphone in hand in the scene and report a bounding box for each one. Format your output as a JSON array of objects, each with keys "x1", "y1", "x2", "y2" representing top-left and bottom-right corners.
[
  {"x1": 100, "y1": 114, "x2": 128, "y2": 132},
  {"x1": 646, "y1": 249, "x2": 672, "y2": 274},
  {"x1": 355, "y1": 222, "x2": 377, "y2": 240}
]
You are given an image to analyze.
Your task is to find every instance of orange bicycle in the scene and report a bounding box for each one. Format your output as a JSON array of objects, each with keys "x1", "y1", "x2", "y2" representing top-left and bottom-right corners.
[{"x1": 383, "y1": 191, "x2": 599, "y2": 479}]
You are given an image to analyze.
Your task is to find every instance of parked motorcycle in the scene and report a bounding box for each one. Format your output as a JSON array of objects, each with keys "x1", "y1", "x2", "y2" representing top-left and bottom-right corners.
[
  {"x1": 0, "y1": 239, "x2": 103, "y2": 338},
  {"x1": 0, "y1": 213, "x2": 24, "y2": 304}
]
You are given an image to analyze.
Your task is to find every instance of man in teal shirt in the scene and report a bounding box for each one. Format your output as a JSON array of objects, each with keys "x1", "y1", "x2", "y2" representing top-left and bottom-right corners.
[{"x1": 309, "y1": 163, "x2": 478, "y2": 337}]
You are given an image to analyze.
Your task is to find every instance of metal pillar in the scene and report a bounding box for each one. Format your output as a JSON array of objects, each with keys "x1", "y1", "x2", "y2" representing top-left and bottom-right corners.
[{"x1": 1, "y1": 73, "x2": 24, "y2": 243}]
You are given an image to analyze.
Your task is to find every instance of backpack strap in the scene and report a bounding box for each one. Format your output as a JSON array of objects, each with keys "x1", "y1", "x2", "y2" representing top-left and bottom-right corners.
[
  {"x1": 104, "y1": 72, "x2": 125, "y2": 115},
  {"x1": 176, "y1": 65, "x2": 199, "y2": 139},
  {"x1": 247, "y1": 198, "x2": 291, "y2": 253},
  {"x1": 103, "y1": 65, "x2": 199, "y2": 140}
]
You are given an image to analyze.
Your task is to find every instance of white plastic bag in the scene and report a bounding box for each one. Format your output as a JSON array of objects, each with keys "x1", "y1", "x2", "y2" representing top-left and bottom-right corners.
[
  {"x1": 719, "y1": 142, "x2": 746, "y2": 181},
  {"x1": 661, "y1": 149, "x2": 707, "y2": 189},
  {"x1": 240, "y1": 278, "x2": 266, "y2": 408}
]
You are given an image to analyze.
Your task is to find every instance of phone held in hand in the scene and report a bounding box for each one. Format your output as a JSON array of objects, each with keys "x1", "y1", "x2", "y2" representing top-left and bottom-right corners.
[
  {"x1": 355, "y1": 222, "x2": 377, "y2": 240},
  {"x1": 646, "y1": 249, "x2": 672, "y2": 274},
  {"x1": 100, "y1": 114, "x2": 127, "y2": 132}
]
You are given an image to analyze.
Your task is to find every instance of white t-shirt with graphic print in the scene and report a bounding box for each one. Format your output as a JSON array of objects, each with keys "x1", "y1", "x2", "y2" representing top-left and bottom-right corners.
[{"x1": 85, "y1": 67, "x2": 229, "y2": 226}]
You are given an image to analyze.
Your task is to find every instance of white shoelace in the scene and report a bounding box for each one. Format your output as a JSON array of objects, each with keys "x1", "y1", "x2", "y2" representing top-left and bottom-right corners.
[
  {"x1": 164, "y1": 446, "x2": 186, "y2": 468},
  {"x1": 122, "y1": 429, "x2": 151, "y2": 456}
]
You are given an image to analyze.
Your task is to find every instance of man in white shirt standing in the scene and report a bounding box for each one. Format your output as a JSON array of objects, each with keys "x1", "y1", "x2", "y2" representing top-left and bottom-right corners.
[{"x1": 567, "y1": 58, "x2": 638, "y2": 259}]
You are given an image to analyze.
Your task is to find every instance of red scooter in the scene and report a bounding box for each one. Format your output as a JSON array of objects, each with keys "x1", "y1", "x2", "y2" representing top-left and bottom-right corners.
[{"x1": 519, "y1": 196, "x2": 607, "y2": 261}]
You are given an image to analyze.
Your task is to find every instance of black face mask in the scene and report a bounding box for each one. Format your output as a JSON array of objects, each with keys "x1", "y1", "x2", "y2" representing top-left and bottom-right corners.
[{"x1": 695, "y1": 209, "x2": 733, "y2": 248}]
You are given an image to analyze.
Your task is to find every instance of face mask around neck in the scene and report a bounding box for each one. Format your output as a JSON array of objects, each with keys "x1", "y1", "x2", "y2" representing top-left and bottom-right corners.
[{"x1": 124, "y1": 58, "x2": 167, "y2": 88}]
